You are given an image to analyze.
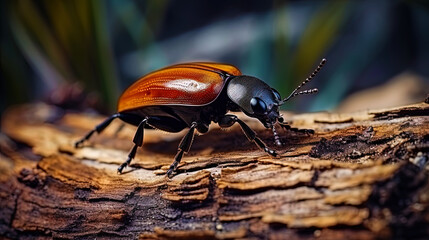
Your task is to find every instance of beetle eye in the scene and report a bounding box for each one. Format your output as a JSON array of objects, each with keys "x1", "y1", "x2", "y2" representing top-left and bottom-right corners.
[
  {"x1": 250, "y1": 97, "x2": 267, "y2": 114},
  {"x1": 272, "y1": 89, "x2": 281, "y2": 101}
]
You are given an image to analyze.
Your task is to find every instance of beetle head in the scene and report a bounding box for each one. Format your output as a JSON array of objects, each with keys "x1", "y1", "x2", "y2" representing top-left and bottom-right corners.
[
  {"x1": 226, "y1": 75, "x2": 282, "y2": 128},
  {"x1": 226, "y1": 58, "x2": 326, "y2": 146}
]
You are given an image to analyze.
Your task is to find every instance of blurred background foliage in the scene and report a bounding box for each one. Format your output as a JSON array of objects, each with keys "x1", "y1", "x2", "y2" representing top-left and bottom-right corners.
[{"x1": 1, "y1": 0, "x2": 428, "y2": 116}]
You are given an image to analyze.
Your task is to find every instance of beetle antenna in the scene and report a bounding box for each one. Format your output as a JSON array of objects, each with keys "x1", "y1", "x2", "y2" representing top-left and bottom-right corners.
[
  {"x1": 272, "y1": 125, "x2": 282, "y2": 146},
  {"x1": 280, "y1": 58, "x2": 326, "y2": 104}
]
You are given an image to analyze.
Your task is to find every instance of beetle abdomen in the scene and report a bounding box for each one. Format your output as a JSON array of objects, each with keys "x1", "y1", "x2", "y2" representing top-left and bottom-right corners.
[{"x1": 118, "y1": 62, "x2": 241, "y2": 112}]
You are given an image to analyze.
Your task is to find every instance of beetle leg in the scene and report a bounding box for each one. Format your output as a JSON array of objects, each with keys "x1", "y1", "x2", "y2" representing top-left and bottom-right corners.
[
  {"x1": 75, "y1": 113, "x2": 120, "y2": 148},
  {"x1": 118, "y1": 118, "x2": 148, "y2": 173},
  {"x1": 279, "y1": 122, "x2": 315, "y2": 135},
  {"x1": 219, "y1": 114, "x2": 277, "y2": 157},
  {"x1": 167, "y1": 122, "x2": 198, "y2": 178}
]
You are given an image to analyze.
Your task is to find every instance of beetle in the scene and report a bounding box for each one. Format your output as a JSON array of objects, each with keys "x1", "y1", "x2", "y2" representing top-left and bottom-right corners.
[{"x1": 75, "y1": 59, "x2": 326, "y2": 178}]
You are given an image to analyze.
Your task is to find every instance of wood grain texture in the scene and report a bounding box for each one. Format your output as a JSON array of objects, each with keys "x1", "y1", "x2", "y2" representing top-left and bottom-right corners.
[{"x1": 1, "y1": 102, "x2": 428, "y2": 239}]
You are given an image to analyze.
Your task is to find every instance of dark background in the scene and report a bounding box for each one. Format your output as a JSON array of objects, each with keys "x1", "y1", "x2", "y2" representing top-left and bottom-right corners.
[{"x1": 1, "y1": 0, "x2": 428, "y2": 116}]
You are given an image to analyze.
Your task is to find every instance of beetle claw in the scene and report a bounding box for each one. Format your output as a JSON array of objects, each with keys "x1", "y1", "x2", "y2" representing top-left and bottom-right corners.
[
  {"x1": 265, "y1": 148, "x2": 277, "y2": 157},
  {"x1": 166, "y1": 169, "x2": 175, "y2": 178},
  {"x1": 117, "y1": 162, "x2": 128, "y2": 174},
  {"x1": 74, "y1": 139, "x2": 85, "y2": 148}
]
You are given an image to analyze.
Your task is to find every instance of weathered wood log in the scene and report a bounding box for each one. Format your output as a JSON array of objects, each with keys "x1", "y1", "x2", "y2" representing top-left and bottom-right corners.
[{"x1": 0, "y1": 102, "x2": 428, "y2": 239}]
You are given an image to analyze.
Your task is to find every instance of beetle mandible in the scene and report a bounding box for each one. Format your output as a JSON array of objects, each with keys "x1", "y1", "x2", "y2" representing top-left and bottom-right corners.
[{"x1": 75, "y1": 59, "x2": 327, "y2": 178}]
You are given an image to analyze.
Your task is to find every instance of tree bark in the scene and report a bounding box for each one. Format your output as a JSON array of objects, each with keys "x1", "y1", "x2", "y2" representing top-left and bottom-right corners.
[{"x1": 0, "y1": 102, "x2": 428, "y2": 239}]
